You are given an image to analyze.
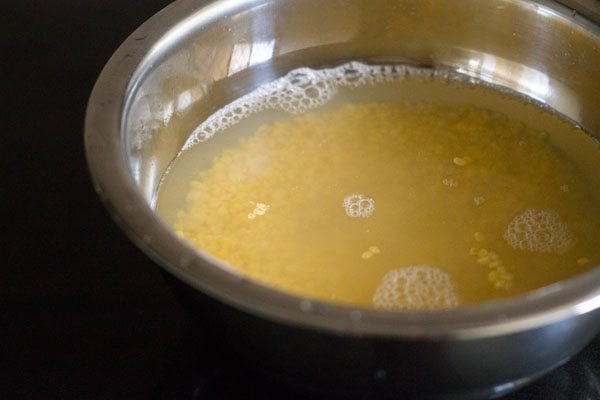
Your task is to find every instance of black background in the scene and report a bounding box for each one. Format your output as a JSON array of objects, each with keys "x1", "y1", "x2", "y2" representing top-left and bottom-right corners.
[
  {"x1": 5, "y1": 1, "x2": 186, "y2": 399},
  {"x1": 3, "y1": 1, "x2": 599, "y2": 399}
]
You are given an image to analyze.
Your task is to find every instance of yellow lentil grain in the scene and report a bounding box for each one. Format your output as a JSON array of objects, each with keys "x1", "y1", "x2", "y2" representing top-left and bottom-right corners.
[
  {"x1": 577, "y1": 257, "x2": 589, "y2": 265},
  {"x1": 453, "y1": 156, "x2": 472, "y2": 167},
  {"x1": 477, "y1": 256, "x2": 490, "y2": 265}
]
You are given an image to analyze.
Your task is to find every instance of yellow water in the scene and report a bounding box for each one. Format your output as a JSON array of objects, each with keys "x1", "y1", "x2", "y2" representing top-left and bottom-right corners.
[{"x1": 156, "y1": 78, "x2": 600, "y2": 310}]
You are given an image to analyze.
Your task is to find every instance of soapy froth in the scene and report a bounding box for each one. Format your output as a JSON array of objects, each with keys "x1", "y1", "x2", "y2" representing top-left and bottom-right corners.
[
  {"x1": 504, "y1": 208, "x2": 574, "y2": 254},
  {"x1": 343, "y1": 194, "x2": 375, "y2": 218},
  {"x1": 183, "y1": 62, "x2": 450, "y2": 149},
  {"x1": 373, "y1": 265, "x2": 459, "y2": 310}
]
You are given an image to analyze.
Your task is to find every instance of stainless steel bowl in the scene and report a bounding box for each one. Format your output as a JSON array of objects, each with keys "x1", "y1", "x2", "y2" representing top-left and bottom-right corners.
[{"x1": 85, "y1": 0, "x2": 600, "y2": 398}]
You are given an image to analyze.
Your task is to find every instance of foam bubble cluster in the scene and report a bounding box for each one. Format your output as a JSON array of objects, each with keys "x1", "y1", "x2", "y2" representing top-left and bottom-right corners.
[
  {"x1": 183, "y1": 62, "x2": 439, "y2": 149},
  {"x1": 372, "y1": 265, "x2": 459, "y2": 310},
  {"x1": 343, "y1": 194, "x2": 375, "y2": 218},
  {"x1": 504, "y1": 208, "x2": 574, "y2": 254}
]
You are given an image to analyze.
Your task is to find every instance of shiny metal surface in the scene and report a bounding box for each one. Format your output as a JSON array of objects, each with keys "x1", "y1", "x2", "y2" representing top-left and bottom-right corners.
[{"x1": 85, "y1": 0, "x2": 600, "y2": 397}]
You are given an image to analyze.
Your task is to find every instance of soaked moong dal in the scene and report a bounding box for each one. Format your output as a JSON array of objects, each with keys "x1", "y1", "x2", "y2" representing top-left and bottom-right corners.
[{"x1": 156, "y1": 65, "x2": 600, "y2": 310}]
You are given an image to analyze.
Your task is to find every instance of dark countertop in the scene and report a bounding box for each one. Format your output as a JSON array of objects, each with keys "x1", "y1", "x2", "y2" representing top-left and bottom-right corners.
[
  {"x1": 4, "y1": 1, "x2": 599, "y2": 399},
  {"x1": 5, "y1": 2, "x2": 184, "y2": 398}
]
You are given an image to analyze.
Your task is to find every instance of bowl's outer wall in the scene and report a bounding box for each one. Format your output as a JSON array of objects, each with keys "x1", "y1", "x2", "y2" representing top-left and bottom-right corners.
[{"x1": 167, "y1": 273, "x2": 600, "y2": 399}]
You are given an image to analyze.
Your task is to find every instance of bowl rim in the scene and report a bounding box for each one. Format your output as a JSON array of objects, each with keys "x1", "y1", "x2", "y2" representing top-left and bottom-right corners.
[{"x1": 85, "y1": 0, "x2": 600, "y2": 340}]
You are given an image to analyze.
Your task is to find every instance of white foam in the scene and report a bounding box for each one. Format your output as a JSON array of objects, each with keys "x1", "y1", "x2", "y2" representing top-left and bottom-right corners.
[
  {"x1": 504, "y1": 208, "x2": 574, "y2": 254},
  {"x1": 373, "y1": 265, "x2": 459, "y2": 310},
  {"x1": 343, "y1": 194, "x2": 375, "y2": 218},
  {"x1": 183, "y1": 62, "x2": 443, "y2": 150}
]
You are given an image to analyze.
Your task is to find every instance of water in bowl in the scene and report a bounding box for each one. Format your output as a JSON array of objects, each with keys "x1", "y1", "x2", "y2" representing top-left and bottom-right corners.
[{"x1": 155, "y1": 62, "x2": 600, "y2": 310}]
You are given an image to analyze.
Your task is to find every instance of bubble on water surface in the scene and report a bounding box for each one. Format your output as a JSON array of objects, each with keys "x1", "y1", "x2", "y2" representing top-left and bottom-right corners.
[
  {"x1": 504, "y1": 208, "x2": 573, "y2": 254},
  {"x1": 373, "y1": 265, "x2": 459, "y2": 310},
  {"x1": 343, "y1": 194, "x2": 375, "y2": 218}
]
